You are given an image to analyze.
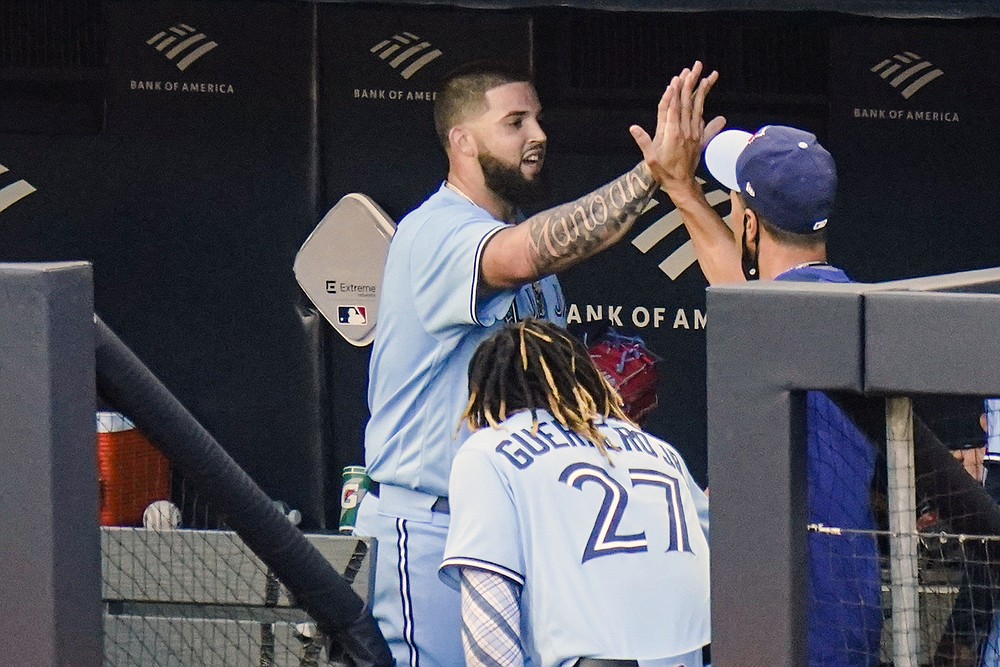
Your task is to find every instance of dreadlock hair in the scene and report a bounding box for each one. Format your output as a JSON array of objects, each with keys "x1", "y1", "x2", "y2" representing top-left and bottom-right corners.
[{"x1": 462, "y1": 318, "x2": 634, "y2": 463}]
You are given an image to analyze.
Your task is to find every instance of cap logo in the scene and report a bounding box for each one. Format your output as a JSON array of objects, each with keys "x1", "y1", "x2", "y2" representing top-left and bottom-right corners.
[
  {"x1": 745, "y1": 182, "x2": 756, "y2": 197},
  {"x1": 813, "y1": 220, "x2": 828, "y2": 231},
  {"x1": 748, "y1": 126, "x2": 768, "y2": 144}
]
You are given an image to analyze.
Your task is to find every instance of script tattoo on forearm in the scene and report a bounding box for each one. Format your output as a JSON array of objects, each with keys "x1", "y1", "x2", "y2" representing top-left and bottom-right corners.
[{"x1": 526, "y1": 163, "x2": 656, "y2": 274}]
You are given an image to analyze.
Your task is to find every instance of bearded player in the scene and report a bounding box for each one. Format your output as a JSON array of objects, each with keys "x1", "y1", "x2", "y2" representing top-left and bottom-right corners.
[
  {"x1": 440, "y1": 318, "x2": 710, "y2": 667},
  {"x1": 357, "y1": 60, "x2": 721, "y2": 666}
]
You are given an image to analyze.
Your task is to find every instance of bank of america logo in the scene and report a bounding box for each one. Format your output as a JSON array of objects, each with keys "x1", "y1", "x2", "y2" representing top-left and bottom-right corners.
[
  {"x1": 146, "y1": 24, "x2": 218, "y2": 71},
  {"x1": 870, "y1": 51, "x2": 943, "y2": 99},
  {"x1": 369, "y1": 32, "x2": 442, "y2": 79},
  {"x1": 0, "y1": 165, "x2": 36, "y2": 214},
  {"x1": 632, "y1": 180, "x2": 728, "y2": 281}
]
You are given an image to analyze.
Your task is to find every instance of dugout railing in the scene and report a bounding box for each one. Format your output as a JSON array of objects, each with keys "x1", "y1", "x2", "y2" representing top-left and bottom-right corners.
[
  {"x1": 706, "y1": 267, "x2": 1000, "y2": 666},
  {"x1": 101, "y1": 528, "x2": 375, "y2": 666},
  {"x1": 0, "y1": 262, "x2": 391, "y2": 667}
]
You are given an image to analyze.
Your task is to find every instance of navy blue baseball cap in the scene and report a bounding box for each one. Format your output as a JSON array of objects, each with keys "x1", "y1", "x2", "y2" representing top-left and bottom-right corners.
[{"x1": 704, "y1": 125, "x2": 837, "y2": 235}]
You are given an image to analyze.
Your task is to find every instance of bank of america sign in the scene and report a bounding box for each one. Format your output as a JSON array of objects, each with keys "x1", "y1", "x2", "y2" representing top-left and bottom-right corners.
[
  {"x1": 146, "y1": 23, "x2": 218, "y2": 71},
  {"x1": 870, "y1": 51, "x2": 943, "y2": 99},
  {"x1": 0, "y1": 165, "x2": 36, "y2": 214},
  {"x1": 370, "y1": 32, "x2": 442, "y2": 79}
]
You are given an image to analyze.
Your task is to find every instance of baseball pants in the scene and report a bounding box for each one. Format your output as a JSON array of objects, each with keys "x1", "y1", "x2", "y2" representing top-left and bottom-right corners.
[{"x1": 356, "y1": 487, "x2": 463, "y2": 667}]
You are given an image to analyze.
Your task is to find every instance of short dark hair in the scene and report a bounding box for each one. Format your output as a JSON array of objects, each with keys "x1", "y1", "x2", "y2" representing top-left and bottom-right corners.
[
  {"x1": 433, "y1": 61, "x2": 532, "y2": 150},
  {"x1": 738, "y1": 194, "x2": 827, "y2": 249},
  {"x1": 760, "y1": 216, "x2": 827, "y2": 247},
  {"x1": 463, "y1": 318, "x2": 633, "y2": 462}
]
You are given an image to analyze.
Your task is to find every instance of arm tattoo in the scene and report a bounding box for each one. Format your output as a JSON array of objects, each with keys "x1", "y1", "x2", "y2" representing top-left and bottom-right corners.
[
  {"x1": 460, "y1": 568, "x2": 525, "y2": 667},
  {"x1": 525, "y1": 162, "x2": 657, "y2": 275}
]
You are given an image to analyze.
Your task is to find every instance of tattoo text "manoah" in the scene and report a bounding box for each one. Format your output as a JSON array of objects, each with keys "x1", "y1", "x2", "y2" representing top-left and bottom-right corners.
[{"x1": 528, "y1": 167, "x2": 654, "y2": 267}]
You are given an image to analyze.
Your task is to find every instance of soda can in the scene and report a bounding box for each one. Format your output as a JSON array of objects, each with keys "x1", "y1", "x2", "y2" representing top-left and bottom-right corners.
[{"x1": 339, "y1": 465, "x2": 371, "y2": 534}]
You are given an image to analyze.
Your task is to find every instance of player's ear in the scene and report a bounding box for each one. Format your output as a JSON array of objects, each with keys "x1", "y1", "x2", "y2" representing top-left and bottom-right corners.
[
  {"x1": 744, "y1": 208, "x2": 759, "y2": 239},
  {"x1": 448, "y1": 125, "x2": 478, "y2": 158}
]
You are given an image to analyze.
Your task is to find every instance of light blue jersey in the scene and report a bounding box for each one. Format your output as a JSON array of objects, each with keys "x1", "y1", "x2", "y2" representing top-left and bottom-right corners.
[
  {"x1": 365, "y1": 183, "x2": 565, "y2": 497},
  {"x1": 359, "y1": 183, "x2": 565, "y2": 667},
  {"x1": 441, "y1": 411, "x2": 711, "y2": 667}
]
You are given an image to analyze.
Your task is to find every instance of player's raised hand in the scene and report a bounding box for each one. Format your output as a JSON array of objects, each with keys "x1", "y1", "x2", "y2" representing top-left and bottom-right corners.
[
  {"x1": 690, "y1": 68, "x2": 727, "y2": 151},
  {"x1": 628, "y1": 69, "x2": 680, "y2": 178},
  {"x1": 630, "y1": 61, "x2": 725, "y2": 193}
]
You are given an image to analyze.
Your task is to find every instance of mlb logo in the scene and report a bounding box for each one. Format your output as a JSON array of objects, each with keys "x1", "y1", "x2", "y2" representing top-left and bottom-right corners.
[{"x1": 338, "y1": 306, "x2": 367, "y2": 325}]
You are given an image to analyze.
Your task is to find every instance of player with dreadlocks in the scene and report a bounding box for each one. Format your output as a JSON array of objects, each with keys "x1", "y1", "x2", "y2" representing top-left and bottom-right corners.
[
  {"x1": 441, "y1": 319, "x2": 711, "y2": 667},
  {"x1": 462, "y1": 318, "x2": 632, "y2": 462}
]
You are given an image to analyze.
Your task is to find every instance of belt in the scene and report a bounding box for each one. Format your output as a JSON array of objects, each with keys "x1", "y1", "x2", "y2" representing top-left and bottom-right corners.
[
  {"x1": 368, "y1": 482, "x2": 450, "y2": 514},
  {"x1": 577, "y1": 645, "x2": 710, "y2": 666}
]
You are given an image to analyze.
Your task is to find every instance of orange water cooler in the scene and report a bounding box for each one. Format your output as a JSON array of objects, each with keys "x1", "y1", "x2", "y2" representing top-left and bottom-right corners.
[{"x1": 96, "y1": 411, "x2": 172, "y2": 526}]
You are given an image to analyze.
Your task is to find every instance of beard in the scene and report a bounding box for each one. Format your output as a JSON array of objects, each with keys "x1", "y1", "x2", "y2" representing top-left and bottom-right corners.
[{"x1": 479, "y1": 150, "x2": 548, "y2": 211}]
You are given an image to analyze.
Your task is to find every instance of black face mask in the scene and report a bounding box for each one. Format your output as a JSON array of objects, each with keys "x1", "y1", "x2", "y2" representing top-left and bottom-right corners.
[{"x1": 741, "y1": 217, "x2": 760, "y2": 281}]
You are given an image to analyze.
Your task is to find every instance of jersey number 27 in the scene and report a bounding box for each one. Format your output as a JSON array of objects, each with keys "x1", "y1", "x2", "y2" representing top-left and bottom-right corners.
[{"x1": 559, "y1": 462, "x2": 693, "y2": 563}]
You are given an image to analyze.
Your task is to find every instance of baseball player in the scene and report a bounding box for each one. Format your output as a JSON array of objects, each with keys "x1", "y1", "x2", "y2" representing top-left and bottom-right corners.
[
  {"x1": 440, "y1": 318, "x2": 711, "y2": 667},
  {"x1": 357, "y1": 61, "x2": 719, "y2": 666},
  {"x1": 652, "y1": 68, "x2": 882, "y2": 664}
]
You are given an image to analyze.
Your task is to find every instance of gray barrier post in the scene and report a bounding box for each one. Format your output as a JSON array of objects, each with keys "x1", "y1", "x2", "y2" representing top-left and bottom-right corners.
[
  {"x1": 706, "y1": 281, "x2": 866, "y2": 666},
  {"x1": 0, "y1": 262, "x2": 100, "y2": 666}
]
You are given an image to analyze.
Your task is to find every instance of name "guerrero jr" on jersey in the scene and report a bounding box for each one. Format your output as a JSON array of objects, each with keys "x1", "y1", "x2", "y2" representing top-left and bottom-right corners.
[{"x1": 496, "y1": 421, "x2": 683, "y2": 473}]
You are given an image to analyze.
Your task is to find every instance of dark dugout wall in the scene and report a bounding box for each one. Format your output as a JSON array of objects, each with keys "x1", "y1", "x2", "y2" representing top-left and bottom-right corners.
[
  {"x1": 828, "y1": 20, "x2": 1000, "y2": 281},
  {"x1": 101, "y1": 1, "x2": 325, "y2": 523},
  {"x1": 0, "y1": 1, "x2": 329, "y2": 525},
  {"x1": 3, "y1": 3, "x2": 1000, "y2": 524}
]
